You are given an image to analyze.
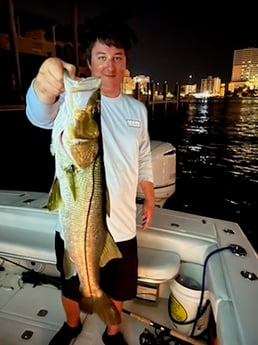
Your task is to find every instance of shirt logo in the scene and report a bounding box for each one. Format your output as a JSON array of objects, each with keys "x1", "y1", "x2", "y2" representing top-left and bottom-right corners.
[{"x1": 127, "y1": 119, "x2": 140, "y2": 127}]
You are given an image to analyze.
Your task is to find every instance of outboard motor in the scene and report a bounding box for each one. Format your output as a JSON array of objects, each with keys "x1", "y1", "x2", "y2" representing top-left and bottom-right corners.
[{"x1": 137, "y1": 140, "x2": 176, "y2": 207}]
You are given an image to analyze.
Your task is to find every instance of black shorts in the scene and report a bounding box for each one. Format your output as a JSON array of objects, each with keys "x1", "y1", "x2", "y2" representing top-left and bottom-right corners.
[{"x1": 55, "y1": 231, "x2": 138, "y2": 302}]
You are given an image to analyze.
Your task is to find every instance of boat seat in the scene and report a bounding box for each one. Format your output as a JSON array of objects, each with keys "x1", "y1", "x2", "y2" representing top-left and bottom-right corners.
[{"x1": 137, "y1": 246, "x2": 180, "y2": 283}]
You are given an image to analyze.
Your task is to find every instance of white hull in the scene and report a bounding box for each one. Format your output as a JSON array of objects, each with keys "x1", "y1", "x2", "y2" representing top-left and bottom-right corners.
[{"x1": 0, "y1": 190, "x2": 257, "y2": 345}]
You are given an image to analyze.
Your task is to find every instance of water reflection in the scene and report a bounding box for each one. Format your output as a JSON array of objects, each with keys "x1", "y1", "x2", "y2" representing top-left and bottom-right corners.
[
  {"x1": 153, "y1": 98, "x2": 258, "y2": 252},
  {"x1": 178, "y1": 99, "x2": 258, "y2": 183}
]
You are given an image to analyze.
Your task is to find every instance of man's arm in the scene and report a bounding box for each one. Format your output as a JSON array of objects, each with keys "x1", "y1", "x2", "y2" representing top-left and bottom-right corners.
[{"x1": 139, "y1": 180, "x2": 155, "y2": 230}]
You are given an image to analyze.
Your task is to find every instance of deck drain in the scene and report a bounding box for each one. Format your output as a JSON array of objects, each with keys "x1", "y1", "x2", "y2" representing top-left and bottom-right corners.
[
  {"x1": 38, "y1": 308, "x2": 48, "y2": 317},
  {"x1": 21, "y1": 330, "x2": 34, "y2": 340}
]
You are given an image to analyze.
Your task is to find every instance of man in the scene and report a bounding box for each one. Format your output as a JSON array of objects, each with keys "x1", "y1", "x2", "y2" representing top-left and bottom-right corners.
[{"x1": 26, "y1": 18, "x2": 154, "y2": 345}]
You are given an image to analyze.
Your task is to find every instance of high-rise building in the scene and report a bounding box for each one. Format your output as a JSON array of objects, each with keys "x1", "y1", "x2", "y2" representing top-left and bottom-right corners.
[
  {"x1": 200, "y1": 76, "x2": 221, "y2": 96},
  {"x1": 229, "y1": 47, "x2": 258, "y2": 92}
]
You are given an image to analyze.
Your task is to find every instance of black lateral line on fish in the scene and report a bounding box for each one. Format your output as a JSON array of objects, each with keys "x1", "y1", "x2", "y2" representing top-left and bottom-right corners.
[{"x1": 83, "y1": 161, "x2": 97, "y2": 302}]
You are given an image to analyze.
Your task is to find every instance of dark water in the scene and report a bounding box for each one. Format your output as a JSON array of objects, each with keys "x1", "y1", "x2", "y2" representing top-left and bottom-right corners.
[
  {"x1": 149, "y1": 98, "x2": 258, "y2": 253},
  {"x1": 1, "y1": 98, "x2": 258, "y2": 252}
]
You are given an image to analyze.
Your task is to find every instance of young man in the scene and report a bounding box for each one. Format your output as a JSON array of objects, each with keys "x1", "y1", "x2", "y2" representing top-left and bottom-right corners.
[{"x1": 26, "y1": 18, "x2": 154, "y2": 345}]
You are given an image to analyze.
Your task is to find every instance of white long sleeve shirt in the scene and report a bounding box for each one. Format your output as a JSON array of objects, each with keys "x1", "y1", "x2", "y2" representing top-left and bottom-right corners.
[{"x1": 26, "y1": 82, "x2": 153, "y2": 242}]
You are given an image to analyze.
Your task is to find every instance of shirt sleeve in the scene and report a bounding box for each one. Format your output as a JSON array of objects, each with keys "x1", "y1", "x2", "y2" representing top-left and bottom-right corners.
[{"x1": 25, "y1": 79, "x2": 62, "y2": 129}]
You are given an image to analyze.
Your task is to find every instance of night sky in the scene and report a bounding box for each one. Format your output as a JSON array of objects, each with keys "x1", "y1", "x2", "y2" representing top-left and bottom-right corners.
[{"x1": 7, "y1": 0, "x2": 258, "y2": 90}]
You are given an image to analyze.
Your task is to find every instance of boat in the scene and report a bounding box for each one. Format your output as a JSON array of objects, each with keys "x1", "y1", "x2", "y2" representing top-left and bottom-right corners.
[{"x1": 0, "y1": 141, "x2": 257, "y2": 345}]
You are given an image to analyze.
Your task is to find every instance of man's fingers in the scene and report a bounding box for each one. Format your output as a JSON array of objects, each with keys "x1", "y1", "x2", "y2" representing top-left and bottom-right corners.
[{"x1": 63, "y1": 62, "x2": 76, "y2": 79}]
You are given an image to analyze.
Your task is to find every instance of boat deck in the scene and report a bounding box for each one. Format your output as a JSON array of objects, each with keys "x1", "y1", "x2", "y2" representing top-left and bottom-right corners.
[
  {"x1": 0, "y1": 261, "x2": 182, "y2": 345},
  {"x1": 1, "y1": 190, "x2": 258, "y2": 345}
]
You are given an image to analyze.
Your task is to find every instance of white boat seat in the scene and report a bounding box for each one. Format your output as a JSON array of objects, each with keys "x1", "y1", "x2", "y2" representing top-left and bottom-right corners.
[{"x1": 137, "y1": 246, "x2": 180, "y2": 284}]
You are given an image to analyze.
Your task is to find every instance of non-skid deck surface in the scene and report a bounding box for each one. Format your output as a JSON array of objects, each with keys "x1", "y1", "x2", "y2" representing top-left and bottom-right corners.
[{"x1": 0, "y1": 269, "x2": 174, "y2": 345}]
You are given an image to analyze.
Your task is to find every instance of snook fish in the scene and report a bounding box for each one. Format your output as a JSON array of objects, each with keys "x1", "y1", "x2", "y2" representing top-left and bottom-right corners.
[{"x1": 47, "y1": 73, "x2": 122, "y2": 325}]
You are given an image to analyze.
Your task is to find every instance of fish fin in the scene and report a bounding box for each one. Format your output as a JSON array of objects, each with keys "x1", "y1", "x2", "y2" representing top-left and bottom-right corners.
[
  {"x1": 79, "y1": 294, "x2": 121, "y2": 325},
  {"x1": 63, "y1": 249, "x2": 77, "y2": 279},
  {"x1": 47, "y1": 177, "x2": 62, "y2": 211},
  {"x1": 99, "y1": 232, "x2": 122, "y2": 267},
  {"x1": 64, "y1": 165, "x2": 77, "y2": 200}
]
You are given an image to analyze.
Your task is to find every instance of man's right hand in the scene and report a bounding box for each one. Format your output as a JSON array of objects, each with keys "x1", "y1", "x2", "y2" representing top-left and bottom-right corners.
[{"x1": 33, "y1": 57, "x2": 76, "y2": 104}]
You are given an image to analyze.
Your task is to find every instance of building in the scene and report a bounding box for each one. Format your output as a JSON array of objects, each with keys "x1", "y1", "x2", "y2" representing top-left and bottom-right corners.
[
  {"x1": 228, "y1": 47, "x2": 258, "y2": 92},
  {"x1": 121, "y1": 69, "x2": 135, "y2": 95},
  {"x1": 180, "y1": 84, "x2": 197, "y2": 97},
  {"x1": 200, "y1": 76, "x2": 222, "y2": 97},
  {"x1": 180, "y1": 76, "x2": 223, "y2": 98},
  {"x1": 133, "y1": 75, "x2": 151, "y2": 95}
]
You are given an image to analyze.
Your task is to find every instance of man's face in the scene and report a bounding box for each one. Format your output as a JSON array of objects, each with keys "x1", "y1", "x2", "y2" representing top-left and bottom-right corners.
[{"x1": 88, "y1": 40, "x2": 127, "y2": 93}]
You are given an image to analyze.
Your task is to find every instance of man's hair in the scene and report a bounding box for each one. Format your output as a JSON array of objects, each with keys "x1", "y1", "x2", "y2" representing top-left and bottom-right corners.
[{"x1": 80, "y1": 15, "x2": 138, "y2": 63}]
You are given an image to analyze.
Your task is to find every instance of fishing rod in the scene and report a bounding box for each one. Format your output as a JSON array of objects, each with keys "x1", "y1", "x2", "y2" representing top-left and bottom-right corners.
[
  {"x1": 122, "y1": 309, "x2": 207, "y2": 345},
  {"x1": 0, "y1": 256, "x2": 61, "y2": 289}
]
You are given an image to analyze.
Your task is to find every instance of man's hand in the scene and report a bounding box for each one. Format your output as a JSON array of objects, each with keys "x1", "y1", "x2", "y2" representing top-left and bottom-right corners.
[
  {"x1": 140, "y1": 181, "x2": 155, "y2": 229},
  {"x1": 141, "y1": 198, "x2": 154, "y2": 229},
  {"x1": 34, "y1": 57, "x2": 76, "y2": 104}
]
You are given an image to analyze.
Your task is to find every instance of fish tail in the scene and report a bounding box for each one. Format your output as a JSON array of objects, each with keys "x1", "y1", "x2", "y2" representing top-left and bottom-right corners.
[
  {"x1": 78, "y1": 296, "x2": 94, "y2": 314},
  {"x1": 79, "y1": 294, "x2": 121, "y2": 325}
]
